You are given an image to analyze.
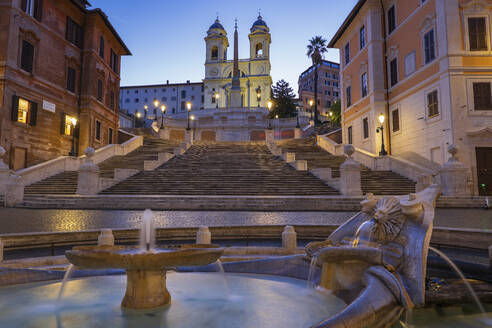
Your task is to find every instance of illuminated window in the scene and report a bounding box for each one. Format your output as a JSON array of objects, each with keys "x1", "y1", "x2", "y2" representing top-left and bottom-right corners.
[
  {"x1": 18, "y1": 98, "x2": 29, "y2": 123},
  {"x1": 63, "y1": 114, "x2": 76, "y2": 136}
]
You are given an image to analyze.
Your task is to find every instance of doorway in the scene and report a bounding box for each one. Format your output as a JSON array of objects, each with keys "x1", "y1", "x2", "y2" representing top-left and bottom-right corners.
[{"x1": 476, "y1": 147, "x2": 492, "y2": 196}]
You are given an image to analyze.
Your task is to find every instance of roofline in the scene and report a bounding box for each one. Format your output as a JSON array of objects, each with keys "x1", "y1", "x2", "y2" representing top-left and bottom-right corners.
[
  {"x1": 299, "y1": 59, "x2": 340, "y2": 78},
  {"x1": 86, "y1": 9, "x2": 131, "y2": 55},
  {"x1": 121, "y1": 82, "x2": 204, "y2": 89},
  {"x1": 328, "y1": 0, "x2": 367, "y2": 48}
]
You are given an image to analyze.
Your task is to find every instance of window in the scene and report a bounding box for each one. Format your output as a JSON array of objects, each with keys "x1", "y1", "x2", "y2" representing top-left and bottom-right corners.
[
  {"x1": 211, "y1": 46, "x2": 218, "y2": 60},
  {"x1": 62, "y1": 114, "x2": 76, "y2": 136},
  {"x1": 191, "y1": 95, "x2": 195, "y2": 100},
  {"x1": 161, "y1": 97, "x2": 167, "y2": 101},
  {"x1": 95, "y1": 120, "x2": 101, "y2": 140},
  {"x1": 363, "y1": 117, "x2": 369, "y2": 139},
  {"x1": 387, "y1": 5, "x2": 396, "y2": 34},
  {"x1": 108, "y1": 128, "x2": 113, "y2": 144},
  {"x1": 473, "y1": 82, "x2": 492, "y2": 110},
  {"x1": 334, "y1": 92, "x2": 339, "y2": 97},
  {"x1": 361, "y1": 72, "x2": 368, "y2": 98},
  {"x1": 110, "y1": 49, "x2": 118, "y2": 72},
  {"x1": 12, "y1": 96, "x2": 37, "y2": 126},
  {"x1": 326, "y1": 100, "x2": 331, "y2": 107},
  {"x1": 255, "y1": 43, "x2": 263, "y2": 57},
  {"x1": 325, "y1": 80, "x2": 330, "y2": 86},
  {"x1": 110, "y1": 91, "x2": 115, "y2": 110},
  {"x1": 344, "y1": 43, "x2": 350, "y2": 65},
  {"x1": 162, "y1": 88, "x2": 166, "y2": 92},
  {"x1": 390, "y1": 58, "x2": 398, "y2": 87},
  {"x1": 180, "y1": 101, "x2": 185, "y2": 110},
  {"x1": 66, "y1": 17, "x2": 83, "y2": 48},
  {"x1": 392, "y1": 109, "x2": 400, "y2": 132},
  {"x1": 135, "y1": 98, "x2": 139, "y2": 103},
  {"x1": 404, "y1": 51, "x2": 416, "y2": 77},
  {"x1": 20, "y1": 40, "x2": 34, "y2": 73},
  {"x1": 347, "y1": 126, "x2": 353, "y2": 144},
  {"x1": 99, "y1": 36, "x2": 104, "y2": 58},
  {"x1": 125, "y1": 99, "x2": 129, "y2": 103},
  {"x1": 333, "y1": 73, "x2": 338, "y2": 79},
  {"x1": 424, "y1": 29, "x2": 436, "y2": 64},
  {"x1": 181, "y1": 90, "x2": 186, "y2": 98},
  {"x1": 346, "y1": 86, "x2": 352, "y2": 107},
  {"x1": 468, "y1": 17, "x2": 487, "y2": 51},
  {"x1": 22, "y1": 0, "x2": 42, "y2": 21},
  {"x1": 66, "y1": 67, "x2": 76, "y2": 93},
  {"x1": 325, "y1": 90, "x2": 330, "y2": 96},
  {"x1": 97, "y1": 80, "x2": 103, "y2": 101},
  {"x1": 201, "y1": 95, "x2": 204, "y2": 103},
  {"x1": 360, "y1": 25, "x2": 366, "y2": 49},
  {"x1": 333, "y1": 82, "x2": 339, "y2": 87},
  {"x1": 171, "y1": 96, "x2": 176, "y2": 101},
  {"x1": 134, "y1": 90, "x2": 138, "y2": 94},
  {"x1": 427, "y1": 90, "x2": 439, "y2": 118}
]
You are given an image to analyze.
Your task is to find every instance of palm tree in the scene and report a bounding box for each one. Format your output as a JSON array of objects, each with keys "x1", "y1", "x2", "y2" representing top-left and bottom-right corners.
[{"x1": 306, "y1": 36, "x2": 328, "y2": 127}]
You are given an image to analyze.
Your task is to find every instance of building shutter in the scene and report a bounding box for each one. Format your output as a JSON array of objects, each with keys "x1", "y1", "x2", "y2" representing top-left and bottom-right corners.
[
  {"x1": 29, "y1": 101, "x2": 38, "y2": 126},
  {"x1": 34, "y1": 0, "x2": 43, "y2": 21},
  {"x1": 60, "y1": 113, "x2": 66, "y2": 135},
  {"x1": 11, "y1": 95, "x2": 19, "y2": 121},
  {"x1": 21, "y1": 0, "x2": 27, "y2": 11}
]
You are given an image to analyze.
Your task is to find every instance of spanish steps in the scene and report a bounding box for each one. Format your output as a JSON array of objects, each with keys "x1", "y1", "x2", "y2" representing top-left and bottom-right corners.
[
  {"x1": 276, "y1": 138, "x2": 416, "y2": 195},
  {"x1": 100, "y1": 142, "x2": 339, "y2": 195},
  {"x1": 23, "y1": 135, "x2": 179, "y2": 195}
]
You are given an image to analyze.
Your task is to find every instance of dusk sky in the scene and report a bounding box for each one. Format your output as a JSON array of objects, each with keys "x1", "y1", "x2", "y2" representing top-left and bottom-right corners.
[{"x1": 88, "y1": 0, "x2": 358, "y2": 95}]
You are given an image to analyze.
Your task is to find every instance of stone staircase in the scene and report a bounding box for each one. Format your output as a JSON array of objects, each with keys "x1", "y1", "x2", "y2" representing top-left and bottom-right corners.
[
  {"x1": 23, "y1": 137, "x2": 179, "y2": 195},
  {"x1": 101, "y1": 142, "x2": 339, "y2": 196},
  {"x1": 276, "y1": 138, "x2": 416, "y2": 195}
]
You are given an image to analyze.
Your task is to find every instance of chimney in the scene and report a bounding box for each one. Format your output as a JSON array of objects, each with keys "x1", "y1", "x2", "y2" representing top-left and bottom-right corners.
[
  {"x1": 166, "y1": 80, "x2": 169, "y2": 84},
  {"x1": 187, "y1": 80, "x2": 190, "y2": 84}
]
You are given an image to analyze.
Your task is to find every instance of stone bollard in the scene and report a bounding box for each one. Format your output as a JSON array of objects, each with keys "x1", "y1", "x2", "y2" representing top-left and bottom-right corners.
[
  {"x1": 282, "y1": 152, "x2": 296, "y2": 164},
  {"x1": 265, "y1": 129, "x2": 274, "y2": 144},
  {"x1": 416, "y1": 174, "x2": 433, "y2": 193},
  {"x1": 98, "y1": 229, "x2": 115, "y2": 246},
  {"x1": 489, "y1": 245, "x2": 492, "y2": 268},
  {"x1": 340, "y1": 144, "x2": 362, "y2": 196},
  {"x1": 196, "y1": 226, "x2": 211, "y2": 245},
  {"x1": 184, "y1": 130, "x2": 194, "y2": 145},
  {"x1": 0, "y1": 238, "x2": 3, "y2": 262},
  {"x1": 0, "y1": 146, "x2": 10, "y2": 196},
  {"x1": 440, "y1": 145, "x2": 471, "y2": 196},
  {"x1": 77, "y1": 148, "x2": 100, "y2": 195},
  {"x1": 5, "y1": 174, "x2": 24, "y2": 207},
  {"x1": 282, "y1": 226, "x2": 297, "y2": 251}
]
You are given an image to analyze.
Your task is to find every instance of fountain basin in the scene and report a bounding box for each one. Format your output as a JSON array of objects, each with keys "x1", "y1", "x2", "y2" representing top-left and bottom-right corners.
[
  {"x1": 0, "y1": 273, "x2": 347, "y2": 328},
  {"x1": 65, "y1": 246, "x2": 224, "y2": 309}
]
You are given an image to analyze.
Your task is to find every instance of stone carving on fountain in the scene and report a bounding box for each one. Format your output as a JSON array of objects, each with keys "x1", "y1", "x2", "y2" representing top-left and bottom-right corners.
[{"x1": 306, "y1": 184, "x2": 441, "y2": 328}]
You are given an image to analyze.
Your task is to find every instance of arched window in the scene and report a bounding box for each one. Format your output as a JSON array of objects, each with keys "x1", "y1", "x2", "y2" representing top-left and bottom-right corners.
[
  {"x1": 255, "y1": 43, "x2": 263, "y2": 57},
  {"x1": 211, "y1": 46, "x2": 218, "y2": 60}
]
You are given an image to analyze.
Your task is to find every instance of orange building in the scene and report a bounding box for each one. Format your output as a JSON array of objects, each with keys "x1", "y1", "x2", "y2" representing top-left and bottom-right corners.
[
  {"x1": 0, "y1": 0, "x2": 130, "y2": 170},
  {"x1": 329, "y1": 0, "x2": 492, "y2": 195}
]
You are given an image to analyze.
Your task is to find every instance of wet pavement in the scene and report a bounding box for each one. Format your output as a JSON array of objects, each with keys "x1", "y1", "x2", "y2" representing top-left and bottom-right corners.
[{"x1": 0, "y1": 208, "x2": 491, "y2": 234}]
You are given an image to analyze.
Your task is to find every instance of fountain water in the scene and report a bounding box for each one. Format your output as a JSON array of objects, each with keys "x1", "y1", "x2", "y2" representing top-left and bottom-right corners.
[
  {"x1": 140, "y1": 209, "x2": 155, "y2": 251},
  {"x1": 215, "y1": 259, "x2": 230, "y2": 298},
  {"x1": 57, "y1": 264, "x2": 75, "y2": 302},
  {"x1": 307, "y1": 254, "x2": 318, "y2": 289},
  {"x1": 428, "y1": 246, "x2": 485, "y2": 313}
]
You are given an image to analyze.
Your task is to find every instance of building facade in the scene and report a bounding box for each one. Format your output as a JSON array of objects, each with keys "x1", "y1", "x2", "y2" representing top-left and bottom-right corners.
[
  {"x1": 119, "y1": 81, "x2": 204, "y2": 120},
  {"x1": 203, "y1": 16, "x2": 273, "y2": 109},
  {"x1": 329, "y1": 0, "x2": 492, "y2": 195},
  {"x1": 298, "y1": 60, "x2": 341, "y2": 116},
  {"x1": 0, "y1": 0, "x2": 130, "y2": 170}
]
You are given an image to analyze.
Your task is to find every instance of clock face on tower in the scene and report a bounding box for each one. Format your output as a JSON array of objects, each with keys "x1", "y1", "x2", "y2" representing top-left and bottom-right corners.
[{"x1": 255, "y1": 66, "x2": 265, "y2": 74}]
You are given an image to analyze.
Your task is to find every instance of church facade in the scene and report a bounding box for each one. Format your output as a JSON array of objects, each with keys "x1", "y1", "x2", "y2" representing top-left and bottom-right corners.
[{"x1": 203, "y1": 16, "x2": 273, "y2": 109}]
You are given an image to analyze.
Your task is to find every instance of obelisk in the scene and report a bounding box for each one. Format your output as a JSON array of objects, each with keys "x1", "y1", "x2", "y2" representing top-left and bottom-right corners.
[{"x1": 230, "y1": 19, "x2": 242, "y2": 108}]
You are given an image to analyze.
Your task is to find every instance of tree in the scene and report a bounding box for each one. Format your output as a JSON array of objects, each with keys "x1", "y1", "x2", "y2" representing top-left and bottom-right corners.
[
  {"x1": 306, "y1": 36, "x2": 328, "y2": 127},
  {"x1": 269, "y1": 79, "x2": 297, "y2": 118},
  {"x1": 329, "y1": 100, "x2": 341, "y2": 126}
]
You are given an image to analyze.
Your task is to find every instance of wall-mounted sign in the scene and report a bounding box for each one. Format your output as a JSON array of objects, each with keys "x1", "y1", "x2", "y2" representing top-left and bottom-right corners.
[{"x1": 42, "y1": 100, "x2": 56, "y2": 113}]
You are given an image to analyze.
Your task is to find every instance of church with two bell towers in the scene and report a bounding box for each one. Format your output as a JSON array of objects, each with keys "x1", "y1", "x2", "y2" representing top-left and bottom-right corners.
[{"x1": 203, "y1": 15, "x2": 272, "y2": 109}]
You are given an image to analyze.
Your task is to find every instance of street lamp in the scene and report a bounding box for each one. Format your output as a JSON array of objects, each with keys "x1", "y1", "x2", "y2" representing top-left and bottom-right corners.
[
  {"x1": 309, "y1": 100, "x2": 314, "y2": 120},
  {"x1": 376, "y1": 113, "x2": 388, "y2": 156},
  {"x1": 267, "y1": 100, "x2": 273, "y2": 130},
  {"x1": 186, "y1": 102, "x2": 192, "y2": 130},
  {"x1": 144, "y1": 105, "x2": 149, "y2": 119},
  {"x1": 215, "y1": 92, "x2": 219, "y2": 109},
  {"x1": 256, "y1": 86, "x2": 261, "y2": 107},
  {"x1": 68, "y1": 117, "x2": 77, "y2": 157},
  {"x1": 160, "y1": 104, "x2": 166, "y2": 130}
]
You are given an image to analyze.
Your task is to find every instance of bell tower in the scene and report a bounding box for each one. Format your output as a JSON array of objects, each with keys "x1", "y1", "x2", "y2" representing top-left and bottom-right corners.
[
  {"x1": 249, "y1": 14, "x2": 271, "y2": 59},
  {"x1": 205, "y1": 18, "x2": 229, "y2": 64}
]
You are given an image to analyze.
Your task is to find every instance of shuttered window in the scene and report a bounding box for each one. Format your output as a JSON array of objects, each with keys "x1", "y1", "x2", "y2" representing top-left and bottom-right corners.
[
  {"x1": 468, "y1": 17, "x2": 487, "y2": 51},
  {"x1": 21, "y1": 41, "x2": 34, "y2": 73},
  {"x1": 347, "y1": 126, "x2": 353, "y2": 144},
  {"x1": 99, "y1": 36, "x2": 105, "y2": 58},
  {"x1": 66, "y1": 67, "x2": 76, "y2": 92},
  {"x1": 66, "y1": 17, "x2": 83, "y2": 48},
  {"x1": 424, "y1": 29, "x2": 436, "y2": 64},
  {"x1": 392, "y1": 109, "x2": 400, "y2": 132},
  {"x1": 390, "y1": 58, "x2": 398, "y2": 87},
  {"x1": 473, "y1": 82, "x2": 492, "y2": 110},
  {"x1": 427, "y1": 90, "x2": 439, "y2": 118},
  {"x1": 12, "y1": 95, "x2": 37, "y2": 126},
  {"x1": 388, "y1": 5, "x2": 396, "y2": 34},
  {"x1": 346, "y1": 86, "x2": 351, "y2": 107},
  {"x1": 21, "y1": 0, "x2": 43, "y2": 21},
  {"x1": 97, "y1": 80, "x2": 103, "y2": 101},
  {"x1": 363, "y1": 117, "x2": 369, "y2": 139}
]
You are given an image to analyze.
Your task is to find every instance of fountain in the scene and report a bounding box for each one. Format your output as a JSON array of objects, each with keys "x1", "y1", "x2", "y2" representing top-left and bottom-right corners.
[
  {"x1": 65, "y1": 209, "x2": 224, "y2": 309},
  {"x1": 305, "y1": 185, "x2": 443, "y2": 327}
]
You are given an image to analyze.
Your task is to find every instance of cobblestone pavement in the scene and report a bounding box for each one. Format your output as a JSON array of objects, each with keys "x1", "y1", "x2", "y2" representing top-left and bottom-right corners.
[{"x1": 0, "y1": 208, "x2": 490, "y2": 234}]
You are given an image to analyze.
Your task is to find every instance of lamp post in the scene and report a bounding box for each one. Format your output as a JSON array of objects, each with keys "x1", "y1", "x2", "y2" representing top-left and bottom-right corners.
[
  {"x1": 160, "y1": 104, "x2": 166, "y2": 130},
  {"x1": 68, "y1": 117, "x2": 77, "y2": 157},
  {"x1": 186, "y1": 102, "x2": 191, "y2": 130},
  {"x1": 329, "y1": 111, "x2": 333, "y2": 127},
  {"x1": 376, "y1": 113, "x2": 388, "y2": 156},
  {"x1": 309, "y1": 100, "x2": 314, "y2": 121},
  {"x1": 190, "y1": 115, "x2": 195, "y2": 141},
  {"x1": 256, "y1": 86, "x2": 261, "y2": 107},
  {"x1": 144, "y1": 105, "x2": 149, "y2": 119},
  {"x1": 296, "y1": 107, "x2": 301, "y2": 128},
  {"x1": 267, "y1": 100, "x2": 273, "y2": 130},
  {"x1": 215, "y1": 92, "x2": 219, "y2": 109}
]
